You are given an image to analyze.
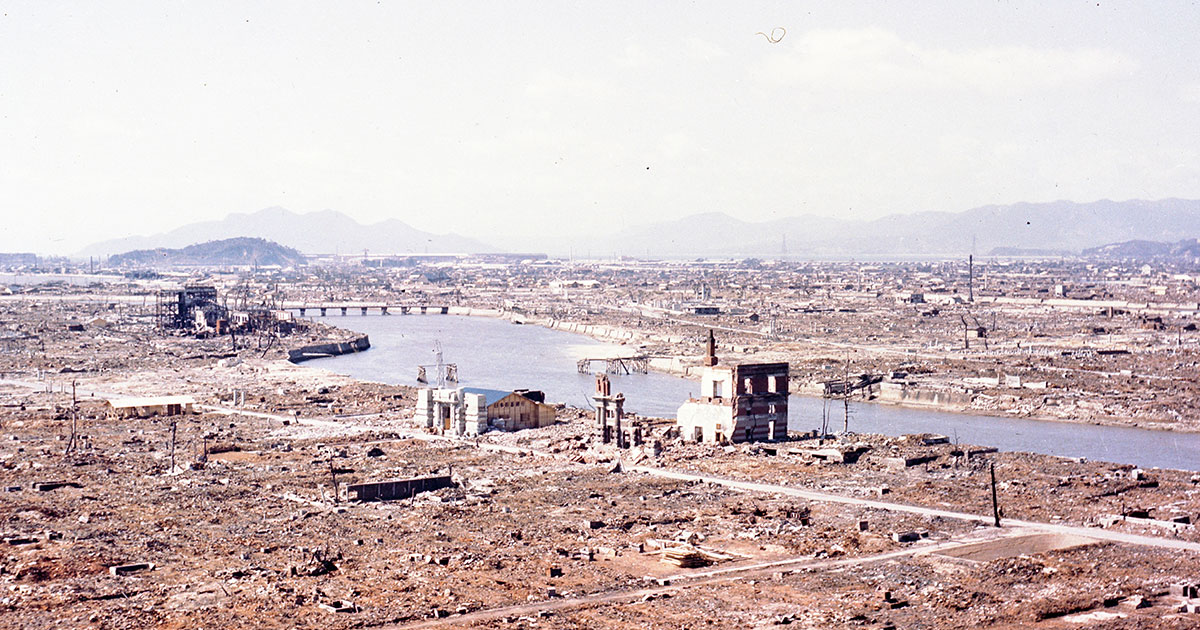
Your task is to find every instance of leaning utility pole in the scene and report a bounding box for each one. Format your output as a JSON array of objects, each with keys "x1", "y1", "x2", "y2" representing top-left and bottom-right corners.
[{"x1": 990, "y1": 464, "x2": 1001, "y2": 527}]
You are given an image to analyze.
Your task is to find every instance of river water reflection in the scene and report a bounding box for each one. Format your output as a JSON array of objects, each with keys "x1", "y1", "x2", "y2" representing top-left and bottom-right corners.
[{"x1": 305, "y1": 314, "x2": 1199, "y2": 471}]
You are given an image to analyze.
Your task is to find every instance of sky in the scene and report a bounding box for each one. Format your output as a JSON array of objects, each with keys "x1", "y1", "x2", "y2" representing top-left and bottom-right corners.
[{"x1": 2, "y1": 1, "x2": 1199, "y2": 255}]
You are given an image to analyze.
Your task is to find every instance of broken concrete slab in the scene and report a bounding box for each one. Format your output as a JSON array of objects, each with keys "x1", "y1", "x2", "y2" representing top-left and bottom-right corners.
[{"x1": 109, "y1": 562, "x2": 155, "y2": 576}]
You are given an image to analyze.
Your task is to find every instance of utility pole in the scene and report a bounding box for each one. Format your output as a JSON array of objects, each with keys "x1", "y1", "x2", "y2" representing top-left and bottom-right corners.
[
  {"x1": 65, "y1": 408, "x2": 78, "y2": 456},
  {"x1": 169, "y1": 420, "x2": 177, "y2": 473},
  {"x1": 842, "y1": 353, "x2": 851, "y2": 434},
  {"x1": 329, "y1": 459, "x2": 340, "y2": 504},
  {"x1": 968, "y1": 254, "x2": 974, "y2": 303},
  {"x1": 990, "y1": 464, "x2": 1001, "y2": 527}
]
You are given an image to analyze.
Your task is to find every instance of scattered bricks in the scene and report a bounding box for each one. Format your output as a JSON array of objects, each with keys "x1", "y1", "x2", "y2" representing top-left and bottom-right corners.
[
  {"x1": 318, "y1": 600, "x2": 358, "y2": 613},
  {"x1": 109, "y1": 562, "x2": 155, "y2": 576},
  {"x1": 548, "y1": 566, "x2": 563, "y2": 578}
]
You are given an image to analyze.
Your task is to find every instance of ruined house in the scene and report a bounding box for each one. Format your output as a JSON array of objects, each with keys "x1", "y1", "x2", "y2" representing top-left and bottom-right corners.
[
  {"x1": 417, "y1": 387, "x2": 555, "y2": 436},
  {"x1": 676, "y1": 330, "x2": 789, "y2": 443}
]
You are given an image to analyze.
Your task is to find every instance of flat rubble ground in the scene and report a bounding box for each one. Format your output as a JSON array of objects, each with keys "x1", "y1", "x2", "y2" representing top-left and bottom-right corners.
[{"x1": 2, "y1": 301, "x2": 1200, "y2": 628}]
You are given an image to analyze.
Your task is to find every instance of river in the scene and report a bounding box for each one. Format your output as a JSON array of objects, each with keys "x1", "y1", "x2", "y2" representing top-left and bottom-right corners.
[{"x1": 302, "y1": 313, "x2": 1200, "y2": 471}]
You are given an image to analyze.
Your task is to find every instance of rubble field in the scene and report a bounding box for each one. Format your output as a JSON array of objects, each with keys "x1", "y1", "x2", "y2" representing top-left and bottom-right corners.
[{"x1": 1, "y1": 282, "x2": 1199, "y2": 628}]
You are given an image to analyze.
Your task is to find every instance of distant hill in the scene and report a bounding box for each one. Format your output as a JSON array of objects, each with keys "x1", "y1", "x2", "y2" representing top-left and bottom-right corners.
[
  {"x1": 586, "y1": 199, "x2": 1200, "y2": 258},
  {"x1": 1083, "y1": 238, "x2": 1200, "y2": 260},
  {"x1": 108, "y1": 237, "x2": 306, "y2": 267},
  {"x1": 81, "y1": 207, "x2": 498, "y2": 257}
]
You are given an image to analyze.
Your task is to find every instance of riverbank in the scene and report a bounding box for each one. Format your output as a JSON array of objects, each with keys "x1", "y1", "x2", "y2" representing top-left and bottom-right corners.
[
  {"x1": 287, "y1": 334, "x2": 371, "y2": 363},
  {"x1": 302, "y1": 307, "x2": 1198, "y2": 434},
  {"x1": 492, "y1": 311, "x2": 1200, "y2": 435}
]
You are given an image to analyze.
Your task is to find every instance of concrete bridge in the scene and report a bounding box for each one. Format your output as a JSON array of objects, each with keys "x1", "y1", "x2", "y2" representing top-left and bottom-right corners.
[{"x1": 281, "y1": 302, "x2": 452, "y2": 317}]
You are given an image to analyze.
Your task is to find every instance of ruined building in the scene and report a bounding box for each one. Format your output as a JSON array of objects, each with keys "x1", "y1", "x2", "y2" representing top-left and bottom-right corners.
[
  {"x1": 155, "y1": 284, "x2": 224, "y2": 331},
  {"x1": 676, "y1": 330, "x2": 789, "y2": 443},
  {"x1": 594, "y1": 374, "x2": 641, "y2": 448},
  {"x1": 417, "y1": 387, "x2": 555, "y2": 436}
]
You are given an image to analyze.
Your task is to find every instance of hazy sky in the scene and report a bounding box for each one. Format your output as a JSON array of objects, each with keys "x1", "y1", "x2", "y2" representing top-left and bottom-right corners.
[{"x1": 3, "y1": 1, "x2": 1199, "y2": 254}]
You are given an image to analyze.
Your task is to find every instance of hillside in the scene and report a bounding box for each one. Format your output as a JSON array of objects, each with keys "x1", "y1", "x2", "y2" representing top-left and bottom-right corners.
[
  {"x1": 107, "y1": 237, "x2": 306, "y2": 267},
  {"x1": 1083, "y1": 238, "x2": 1200, "y2": 260}
]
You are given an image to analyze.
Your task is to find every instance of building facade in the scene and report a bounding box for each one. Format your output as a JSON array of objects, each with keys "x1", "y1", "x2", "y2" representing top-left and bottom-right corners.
[{"x1": 676, "y1": 331, "x2": 789, "y2": 443}]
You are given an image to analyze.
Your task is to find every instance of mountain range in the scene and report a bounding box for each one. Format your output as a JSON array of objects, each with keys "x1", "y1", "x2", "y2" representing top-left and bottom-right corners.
[
  {"x1": 580, "y1": 198, "x2": 1200, "y2": 258},
  {"x1": 80, "y1": 207, "x2": 496, "y2": 258},
  {"x1": 79, "y1": 199, "x2": 1200, "y2": 260}
]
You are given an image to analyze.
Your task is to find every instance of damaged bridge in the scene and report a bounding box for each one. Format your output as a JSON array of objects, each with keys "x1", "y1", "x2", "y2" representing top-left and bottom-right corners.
[{"x1": 577, "y1": 355, "x2": 650, "y2": 375}]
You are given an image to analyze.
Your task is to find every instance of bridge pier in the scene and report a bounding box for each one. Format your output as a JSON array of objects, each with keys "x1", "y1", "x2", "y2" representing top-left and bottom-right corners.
[
  {"x1": 381, "y1": 306, "x2": 389, "y2": 315},
  {"x1": 401, "y1": 306, "x2": 410, "y2": 315},
  {"x1": 299, "y1": 308, "x2": 306, "y2": 317},
  {"x1": 361, "y1": 307, "x2": 368, "y2": 316},
  {"x1": 320, "y1": 308, "x2": 327, "y2": 317},
  {"x1": 341, "y1": 307, "x2": 347, "y2": 316}
]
